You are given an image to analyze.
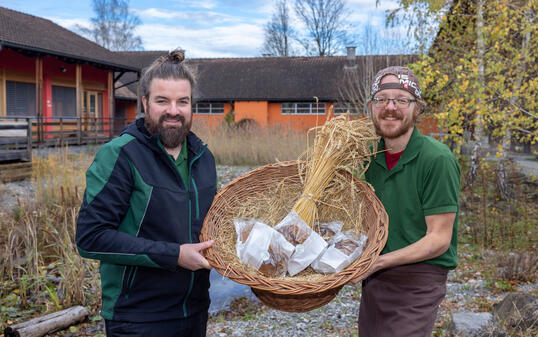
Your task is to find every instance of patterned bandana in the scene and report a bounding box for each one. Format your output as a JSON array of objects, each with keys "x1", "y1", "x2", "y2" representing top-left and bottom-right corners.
[{"x1": 370, "y1": 66, "x2": 422, "y2": 99}]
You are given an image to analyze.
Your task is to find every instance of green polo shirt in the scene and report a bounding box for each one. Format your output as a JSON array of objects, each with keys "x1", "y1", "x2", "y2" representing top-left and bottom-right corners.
[
  {"x1": 160, "y1": 139, "x2": 189, "y2": 187},
  {"x1": 365, "y1": 127, "x2": 460, "y2": 269}
]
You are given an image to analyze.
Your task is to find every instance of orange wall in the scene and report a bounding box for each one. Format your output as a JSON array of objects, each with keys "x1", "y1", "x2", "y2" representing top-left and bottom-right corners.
[
  {"x1": 234, "y1": 101, "x2": 269, "y2": 127},
  {"x1": 192, "y1": 102, "x2": 232, "y2": 129},
  {"x1": 268, "y1": 102, "x2": 332, "y2": 131},
  {"x1": 112, "y1": 100, "x2": 441, "y2": 136}
]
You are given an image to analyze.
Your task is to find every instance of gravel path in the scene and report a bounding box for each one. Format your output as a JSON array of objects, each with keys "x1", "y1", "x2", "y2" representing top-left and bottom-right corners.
[
  {"x1": 1, "y1": 157, "x2": 536, "y2": 336},
  {"x1": 206, "y1": 271, "x2": 537, "y2": 337}
]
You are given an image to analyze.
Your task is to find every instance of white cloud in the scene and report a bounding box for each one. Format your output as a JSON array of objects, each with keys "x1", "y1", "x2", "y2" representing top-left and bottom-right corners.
[
  {"x1": 46, "y1": 16, "x2": 91, "y2": 30},
  {"x1": 347, "y1": 0, "x2": 399, "y2": 11},
  {"x1": 135, "y1": 7, "x2": 236, "y2": 25},
  {"x1": 136, "y1": 23, "x2": 264, "y2": 57},
  {"x1": 135, "y1": 8, "x2": 188, "y2": 20},
  {"x1": 179, "y1": 0, "x2": 218, "y2": 9}
]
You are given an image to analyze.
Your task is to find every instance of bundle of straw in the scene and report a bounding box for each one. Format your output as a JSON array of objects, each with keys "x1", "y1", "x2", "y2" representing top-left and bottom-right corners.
[{"x1": 292, "y1": 113, "x2": 378, "y2": 227}]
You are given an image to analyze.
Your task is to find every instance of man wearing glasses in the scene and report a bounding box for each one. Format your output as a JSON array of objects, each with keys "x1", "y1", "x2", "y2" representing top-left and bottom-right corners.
[{"x1": 352, "y1": 66, "x2": 461, "y2": 336}]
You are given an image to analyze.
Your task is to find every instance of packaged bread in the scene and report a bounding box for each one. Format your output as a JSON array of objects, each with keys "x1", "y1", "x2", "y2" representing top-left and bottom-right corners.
[
  {"x1": 239, "y1": 221, "x2": 294, "y2": 277},
  {"x1": 316, "y1": 221, "x2": 343, "y2": 241},
  {"x1": 233, "y1": 218, "x2": 258, "y2": 262},
  {"x1": 331, "y1": 230, "x2": 367, "y2": 258},
  {"x1": 258, "y1": 243, "x2": 289, "y2": 277},
  {"x1": 311, "y1": 230, "x2": 368, "y2": 274},
  {"x1": 274, "y1": 210, "x2": 327, "y2": 276}
]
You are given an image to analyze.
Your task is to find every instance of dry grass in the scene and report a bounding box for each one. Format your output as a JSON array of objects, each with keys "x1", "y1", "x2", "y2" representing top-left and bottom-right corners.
[
  {"x1": 193, "y1": 122, "x2": 308, "y2": 166},
  {"x1": 0, "y1": 147, "x2": 99, "y2": 325}
]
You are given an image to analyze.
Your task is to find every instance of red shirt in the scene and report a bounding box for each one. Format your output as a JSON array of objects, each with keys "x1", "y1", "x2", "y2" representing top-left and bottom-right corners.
[{"x1": 385, "y1": 150, "x2": 404, "y2": 171}]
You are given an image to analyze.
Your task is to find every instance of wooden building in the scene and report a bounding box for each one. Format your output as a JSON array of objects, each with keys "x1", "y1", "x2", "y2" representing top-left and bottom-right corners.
[
  {"x1": 1, "y1": 6, "x2": 440, "y2": 148},
  {"x1": 117, "y1": 50, "x2": 440, "y2": 135},
  {"x1": 0, "y1": 7, "x2": 138, "y2": 145}
]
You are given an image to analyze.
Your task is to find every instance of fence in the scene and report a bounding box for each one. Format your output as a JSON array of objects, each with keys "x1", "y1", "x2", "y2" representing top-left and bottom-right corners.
[{"x1": 0, "y1": 116, "x2": 129, "y2": 148}]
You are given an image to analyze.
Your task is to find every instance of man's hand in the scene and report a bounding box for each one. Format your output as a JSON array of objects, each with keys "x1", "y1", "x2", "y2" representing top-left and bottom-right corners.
[
  {"x1": 348, "y1": 255, "x2": 385, "y2": 285},
  {"x1": 347, "y1": 212, "x2": 456, "y2": 285},
  {"x1": 178, "y1": 240, "x2": 214, "y2": 271}
]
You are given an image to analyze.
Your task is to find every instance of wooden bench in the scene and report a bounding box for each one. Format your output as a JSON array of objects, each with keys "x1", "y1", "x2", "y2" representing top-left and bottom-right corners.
[
  {"x1": 0, "y1": 119, "x2": 33, "y2": 182},
  {"x1": 0, "y1": 119, "x2": 32, "y2": 162}
]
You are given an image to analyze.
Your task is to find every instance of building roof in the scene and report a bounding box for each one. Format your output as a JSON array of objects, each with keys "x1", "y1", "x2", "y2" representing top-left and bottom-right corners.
[
  {"x1": 0, "y1": 6, "x2": 138, "y2": 72},
  {"x1": 115, "y1": 52, "x2": 417, "y2": 102}
]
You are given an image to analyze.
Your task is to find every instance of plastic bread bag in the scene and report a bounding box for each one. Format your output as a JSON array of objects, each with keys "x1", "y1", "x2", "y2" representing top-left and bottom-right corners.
[
  {"x1": 233, "y1": 218, "x2": 259, "y2": 263},
  {"x1": 315, "y1": 221, "x2": 343, "y2": 241},
  {"x1": 274, "y1": 210, "x2": 328, "y2": 276},
  {"x1": 312, "y1": 230, "x2": 368, "y2": 274},
  {"x1": 258, "y1": 232, "x2": 295, "y2": 277},
  {"x1": 311, "y1": 245, "x2": 348, "y2": 274},
  {"x1": 241, "y1": 221, "x2": 294, "y2": 277}
]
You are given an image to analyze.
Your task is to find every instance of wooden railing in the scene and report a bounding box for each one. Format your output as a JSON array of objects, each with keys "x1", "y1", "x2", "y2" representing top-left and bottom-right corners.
[
  {"x1": 0, "y1": 116, "x2": 129, "y2": 148},
  {"x1": 0, "y1": 117, "x2": 32, "y2": 162}
]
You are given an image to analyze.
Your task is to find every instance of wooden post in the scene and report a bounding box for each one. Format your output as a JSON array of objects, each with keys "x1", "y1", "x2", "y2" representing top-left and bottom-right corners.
[
  {"x1": 108, "y1": 71, "x2": 114, "y2": 139},
  {"x1": 3, "y1": 306, "x2": 89, "y2": 337},
  {"x1": 94, "y1": 116, "x2": 98, "y2": 144},
  {"x1": 35, "y1": 57, "x2": 43, "y2": 144},
  {"x1": 26, "y1": 117, "x2": 32, "y2": 162},
  {"x1": 1, "y1": 68, "x2": 6, "y2": 116},
  {"x1": 76, "y1": 64, "x2": 82, "y2": 145},
  {"x1": 59, "y1": 117, "x2": 64, "y2": 147}
]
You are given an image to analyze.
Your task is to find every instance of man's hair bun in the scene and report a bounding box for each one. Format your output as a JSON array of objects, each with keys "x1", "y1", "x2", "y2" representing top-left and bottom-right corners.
[{"x1": 166, "y1": 50, "x2": 185, "y2": 64}]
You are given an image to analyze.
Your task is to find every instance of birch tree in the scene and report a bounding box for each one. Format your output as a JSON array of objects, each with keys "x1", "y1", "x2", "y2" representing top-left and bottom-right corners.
[
  {"x1": 294, "y1": 0, "x2": 353, "y2": 56},
  {"x1": 387, "y1": 0, "x2": 537, "y2": 194},
  {"x1": 77, "y1": 0, "x2": 143, "y2": 51},
  {"x1": 262, "y1": 0, "x2": 296, "y2": 56}
]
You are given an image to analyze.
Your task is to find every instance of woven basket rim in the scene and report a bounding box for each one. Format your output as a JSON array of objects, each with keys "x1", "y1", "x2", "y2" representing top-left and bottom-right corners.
[{"x1": 201, "y1": 160, "x2": 388, "y2": 295}]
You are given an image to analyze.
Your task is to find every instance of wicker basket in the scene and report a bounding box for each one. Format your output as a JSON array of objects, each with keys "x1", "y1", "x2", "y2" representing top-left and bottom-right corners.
[{"x1": 200, "y1": 161, "x2": 388, "y2": 312}]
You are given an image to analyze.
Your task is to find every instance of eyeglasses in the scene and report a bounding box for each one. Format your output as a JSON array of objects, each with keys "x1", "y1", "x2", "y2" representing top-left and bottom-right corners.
[{"x1": 372, "y1": 97, "x2": 416, "y2": 108}]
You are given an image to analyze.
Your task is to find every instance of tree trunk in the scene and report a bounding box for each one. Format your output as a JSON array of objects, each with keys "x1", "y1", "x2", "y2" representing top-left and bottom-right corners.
[
  {"x1": 465, "y1": 0, "x2": 486, "y2": 188},
  {"x1": 497, "y1": 0, "x2": 531, "y2": 199},
  {"x1": 4, "y1": 306, "x2": 89, "y2": 337}
]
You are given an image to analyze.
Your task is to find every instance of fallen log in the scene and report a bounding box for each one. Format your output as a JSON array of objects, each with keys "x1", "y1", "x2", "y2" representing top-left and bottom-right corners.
[{"x1": 4, "y1": 306, "x2": 89, "y2": 337}]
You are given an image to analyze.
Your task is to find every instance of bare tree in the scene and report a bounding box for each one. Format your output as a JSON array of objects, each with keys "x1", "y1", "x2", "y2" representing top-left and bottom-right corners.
[
  {"x1": 77, "y1": 0, "x2": 143, "y2": 51},
  {"x1": 294, "y1": 0, "x2": 352, "y2": 56},
  {"x1": 339, "y1": 24, "x2": 412, "y2": 114},
  {"x1": 262, "y1": 0, "x2": 295, "y2": 56},
  {"x1": 339, "y1": 55, "x2": 412, "y2": 115},
  {"x1": 355, "y1": 22, "x2": 411, "y2": 56}
]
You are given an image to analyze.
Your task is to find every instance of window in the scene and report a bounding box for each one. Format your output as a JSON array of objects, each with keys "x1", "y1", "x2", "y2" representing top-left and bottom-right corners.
[
  {"x1": 52, "y1": 86, "x2": 76, "y2": 119},
  {"x1": 6, "y1": 81, "x2": 36, "y2": 117},
  {"x1": 333, "y1": 102, "x2": 360, "y2": 115},
  {"x1": 281, "y1": 102, "x2": 326, "y2": 115},
  {"x1": 194, "y1": 103, "x2": 224, "y2": 114}
]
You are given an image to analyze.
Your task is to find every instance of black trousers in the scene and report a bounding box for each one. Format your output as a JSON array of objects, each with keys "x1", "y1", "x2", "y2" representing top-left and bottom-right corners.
[{"x1": 105, "y1": 310, "x2": 208, "y2": 337}]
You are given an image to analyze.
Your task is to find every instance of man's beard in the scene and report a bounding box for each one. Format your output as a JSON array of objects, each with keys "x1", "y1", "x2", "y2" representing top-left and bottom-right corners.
[
  {"x1": 372, "y1": 109, "x2": 416, "y2": 139},
  {"x1": 145, "y1": 112, "x2": 191, "y2": 148}
]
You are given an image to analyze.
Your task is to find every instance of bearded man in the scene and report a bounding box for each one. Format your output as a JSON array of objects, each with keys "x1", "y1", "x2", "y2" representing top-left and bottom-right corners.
[
  {"x1": 76, "y1": 50, "x2": 216, "y2": 337},
  {"x1": 352, "y1": 66, "x2": 461, "y2": 337}
]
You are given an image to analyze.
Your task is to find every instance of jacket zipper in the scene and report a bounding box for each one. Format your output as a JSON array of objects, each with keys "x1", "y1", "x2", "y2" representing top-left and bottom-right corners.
[
  {"x1": 123, "y1": 266, "x2": 138, "y2": 299},
  {"x1": 181, "y1": 145, "x2": 207, "y2": 317}
]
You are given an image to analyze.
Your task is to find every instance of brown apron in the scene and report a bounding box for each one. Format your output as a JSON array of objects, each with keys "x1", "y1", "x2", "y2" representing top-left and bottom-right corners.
[{"x1": 358, "y1": 263, "x2": 448, "y2": 337}]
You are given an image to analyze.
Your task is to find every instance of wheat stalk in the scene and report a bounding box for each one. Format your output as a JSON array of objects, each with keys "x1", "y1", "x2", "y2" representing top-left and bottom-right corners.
[{"x1": 292, "y1": 113, "x2": 378, "y2": 227}]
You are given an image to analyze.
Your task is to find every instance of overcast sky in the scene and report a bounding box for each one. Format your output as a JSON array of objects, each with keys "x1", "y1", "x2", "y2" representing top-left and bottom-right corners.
[{"x1": 2, "y1": 0, "x2": 404, "y2": 57}]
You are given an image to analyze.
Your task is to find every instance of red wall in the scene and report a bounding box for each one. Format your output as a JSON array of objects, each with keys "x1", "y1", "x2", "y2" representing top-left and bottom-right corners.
[
  {"x1": 1, "y1": 49, "x2": 111, "y2": 121},
  {"x1": 0, "y1": 48, "x2": 35, "y2": 71}
]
